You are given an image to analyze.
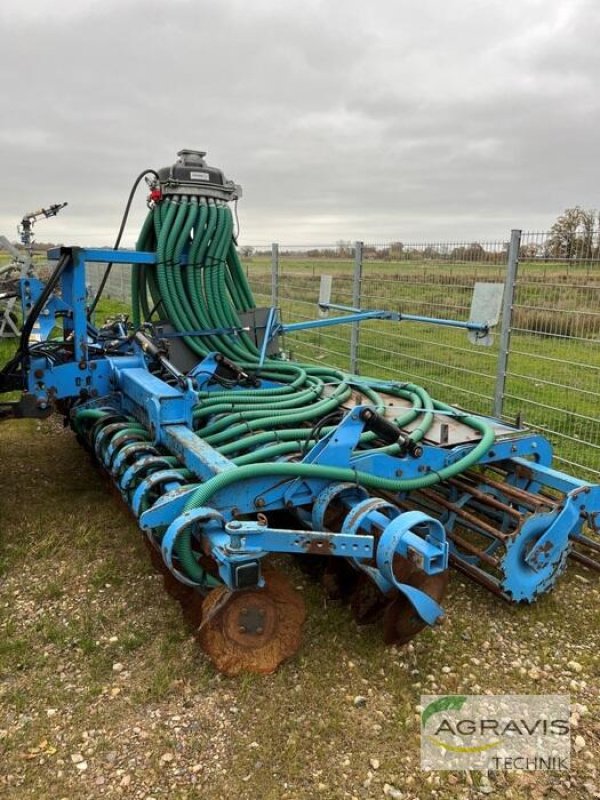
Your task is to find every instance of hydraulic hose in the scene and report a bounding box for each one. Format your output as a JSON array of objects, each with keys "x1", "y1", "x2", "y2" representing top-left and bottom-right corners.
[
  {"x1": 186, "y1": 410, "x2": 493, "y2": 509},
  {"x1": 125, "y1": 193, "x2": 496, "y2": 585},
  {"x1": 90, "y1": 168, "x2": 159, "y2": 318}
]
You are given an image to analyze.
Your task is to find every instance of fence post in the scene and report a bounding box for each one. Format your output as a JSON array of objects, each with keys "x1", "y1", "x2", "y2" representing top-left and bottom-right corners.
[
  {"x1": 271, "y1": 242, "x2": 279, "y2": 307},
  {"x1": 350, "y1": 241, "x2": 363, "y2": 374},
  {"x1": 493, "y1": 229, "x2": 521, "y2": 418}
]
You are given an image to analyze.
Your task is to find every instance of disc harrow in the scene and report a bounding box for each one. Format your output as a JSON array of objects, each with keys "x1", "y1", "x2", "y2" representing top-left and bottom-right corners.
[{"x1": 1, "y1": 147, "x2": 598, "y2": 674}]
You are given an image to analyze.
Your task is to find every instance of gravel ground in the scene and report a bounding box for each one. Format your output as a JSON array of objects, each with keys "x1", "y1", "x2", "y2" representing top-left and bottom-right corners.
[{"x1": 1, "y1": 417, "x2": 599, "y2": 799}]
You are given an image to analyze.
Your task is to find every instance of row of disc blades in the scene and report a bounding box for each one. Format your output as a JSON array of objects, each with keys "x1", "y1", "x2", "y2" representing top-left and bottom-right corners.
[{"x1": 145, "y1": 537, "x2": 449, "y2": 675}]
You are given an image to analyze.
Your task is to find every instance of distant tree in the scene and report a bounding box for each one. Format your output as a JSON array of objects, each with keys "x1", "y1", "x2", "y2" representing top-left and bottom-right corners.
[
  {"x1": 389, "y1": 241, "x2": 404, "y2": 259},
  {"x1": 451, "y1": 242, "x2": 485, "y2": 261},
  {"x1": 547, "y1": 207, "x2": 599, "y2": 260},
  {"x1": 519, "y1": 243, "x2": 539, "y2": 260},
  {"x1": 422, "y1": 245, "x2": 441, "y2": 260},
  {"x1": 361, "y1": 246, "x2": 380, "y2": 259},
  {"x1": 336, "y1": 240, "x2": 351, "y2": 257}
]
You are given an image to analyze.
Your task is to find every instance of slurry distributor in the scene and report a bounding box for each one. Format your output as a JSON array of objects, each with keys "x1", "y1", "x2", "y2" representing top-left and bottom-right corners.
[{"x1": 1, "y1": 150, "x2": 598, "y2": 674}]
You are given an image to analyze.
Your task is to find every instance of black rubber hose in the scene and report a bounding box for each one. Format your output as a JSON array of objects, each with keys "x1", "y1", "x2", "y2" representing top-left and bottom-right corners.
[
  {"x1": 87, "y1": 168, "x2": 159, "y2": 318},
  {"x1": 0, "y1": 251, "x2": 71, "y2": 388}
]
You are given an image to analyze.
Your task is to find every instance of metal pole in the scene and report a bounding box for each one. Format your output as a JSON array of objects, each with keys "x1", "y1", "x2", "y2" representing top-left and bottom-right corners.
[
  {"x1": 271, "y1": 243, "x2": 279, "y2": 307},
  {"x1": 493, "y1": 229, "x2": 521, "y2": 418},
  {"x1": 350, "y1": 241, "x2": 363, "y2": 374}
]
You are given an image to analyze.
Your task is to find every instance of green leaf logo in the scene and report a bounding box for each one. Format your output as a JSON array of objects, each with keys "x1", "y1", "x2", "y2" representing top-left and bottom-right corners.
[
  {"x1": 422, "y1": 695, "x2": 468, "y2": 728},
  {"x1": 422, "y1": 696, "x2": 500, "y2": 754}
]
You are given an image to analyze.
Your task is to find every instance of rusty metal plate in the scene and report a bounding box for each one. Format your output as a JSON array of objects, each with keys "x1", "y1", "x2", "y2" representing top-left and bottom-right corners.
[
  {"x1": 382, "y1": 562, "x2": 449, "y2": 645},
  {"x1": 197, "y1": 569, "x2": 306, "y2": 675},
  {"x1": 324, "y1": 386, "x2": 524, "y2": 446}
]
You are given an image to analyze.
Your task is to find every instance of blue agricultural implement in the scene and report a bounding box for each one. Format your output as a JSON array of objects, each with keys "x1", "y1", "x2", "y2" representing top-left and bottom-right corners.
[{"x1": 1, "y1": 149, "x2": 598, "y2": 674}]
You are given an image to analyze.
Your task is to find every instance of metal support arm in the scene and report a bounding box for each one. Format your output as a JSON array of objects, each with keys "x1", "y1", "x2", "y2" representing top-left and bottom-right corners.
[{"x1": 279, "y1": 303, "x2": 490, "y2": 336}]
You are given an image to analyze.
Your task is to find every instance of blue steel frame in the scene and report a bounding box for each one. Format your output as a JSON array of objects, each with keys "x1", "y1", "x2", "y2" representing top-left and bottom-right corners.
[{"x1": 19, "y1": 246, "x2": 600, "y2": 611}]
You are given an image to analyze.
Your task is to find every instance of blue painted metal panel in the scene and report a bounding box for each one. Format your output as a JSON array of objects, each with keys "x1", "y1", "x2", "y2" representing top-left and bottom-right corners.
[
  {"x1": 117, "y1": 368, "x2": 197, "y2": 434},
  {"x1": 60, "y1": 249, "x2": 88, "y2": 362},
  {"x1": 26, "y1": 356, "x2": 137, "y2": 402},
  {"x1": 162, "y1": 425, "x2": 237, "y2": 480},
  {"x1": 48, "y1": 246, "x2": 157, "y2": 265},
  {"x1": 209, "y1": 520, "x2": 375, "y2": 559}
]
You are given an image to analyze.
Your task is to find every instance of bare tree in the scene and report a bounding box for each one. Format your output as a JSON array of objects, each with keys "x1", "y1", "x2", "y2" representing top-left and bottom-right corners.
[
  {"x1": 547, "y1": 207, "x2": 599, "y2": 260},
  {"x1": 336, "y1": 240, "x2": 352, "y2": 258}
]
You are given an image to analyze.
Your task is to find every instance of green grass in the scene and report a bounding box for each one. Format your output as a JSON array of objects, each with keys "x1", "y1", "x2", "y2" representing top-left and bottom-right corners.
[{"x1": 245, "y1": 257, "x2": 600, "y2": 478}]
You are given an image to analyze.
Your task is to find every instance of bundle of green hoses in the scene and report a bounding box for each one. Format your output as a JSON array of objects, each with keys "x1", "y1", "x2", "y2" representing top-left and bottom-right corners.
[{"x1": 125, "y1": 198, "x2": 495, "y2": 583}]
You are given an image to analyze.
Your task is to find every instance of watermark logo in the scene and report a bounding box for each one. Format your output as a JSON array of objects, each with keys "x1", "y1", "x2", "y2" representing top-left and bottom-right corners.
[{"x1": 421, "y1": 695, "x2": 570, "y2": 771}]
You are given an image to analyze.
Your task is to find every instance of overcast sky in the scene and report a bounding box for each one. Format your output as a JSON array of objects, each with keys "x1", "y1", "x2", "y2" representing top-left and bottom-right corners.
[{"x1": 0, "y1": 0, "x2": 598, "y2": 248}]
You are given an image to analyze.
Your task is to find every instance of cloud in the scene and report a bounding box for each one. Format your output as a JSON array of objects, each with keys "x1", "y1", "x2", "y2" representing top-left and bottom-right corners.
[{"x1": 0, "y1": 0, "x2": 598, "y2": 246}]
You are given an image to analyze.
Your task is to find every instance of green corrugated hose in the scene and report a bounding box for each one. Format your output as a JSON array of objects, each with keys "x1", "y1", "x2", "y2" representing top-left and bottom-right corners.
[{"x1": 111, "y1": 198, "x2": 496, "y2": 584}]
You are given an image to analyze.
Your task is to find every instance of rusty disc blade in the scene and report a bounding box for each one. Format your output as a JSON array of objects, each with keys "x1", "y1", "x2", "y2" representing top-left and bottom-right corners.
[
  {"x1": 144, "y1": 538, "x2": 166, "y2": 574},
  {"x1": 349, "y1": 554, "x2": 419, "y2": 625},
  {"x1": 162, "y1": 569, "x2": 196, "y2": 606},
  {"x1": 180, "y1": 590, "x2": 205, "y2": 628},
  {"x1": 382, "y1": 565, "x2": 449, "y2": 646},
  {"x1": 197, "y1": 569, "x2": 306, "y2": 676},
  {"x1": 349, "y1": 573, "x2": 390, "y2": 625},
  {"x1": 321, "y1": 559, "x2": 359, "y2": 604}
]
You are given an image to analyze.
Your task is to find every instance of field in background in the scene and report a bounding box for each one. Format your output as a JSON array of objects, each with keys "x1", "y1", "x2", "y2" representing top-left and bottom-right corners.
[{"x1": 246, "y1": 254, "x2": 600, "y2": 480}]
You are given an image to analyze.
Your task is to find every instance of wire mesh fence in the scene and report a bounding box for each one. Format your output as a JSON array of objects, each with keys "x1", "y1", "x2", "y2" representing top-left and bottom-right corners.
[
  {"x1": 80, "y1": 232, "x2": 600, "y2": 480},
  {"x1": 244, "y1": 233, "x2": 600, "y2": 479},
  {"x1": 357, "y1": 241, "x2": 507, "y2": 417},
  {"x1": 245, "y1": 240, "x2": 509, "y2": 415},
  {"x1": 502, "y1": 231, "x2": 600, "y2": 479},
  {"x1": 246, "y1": 245, "x2": 357, "y2": 373},
  {"x1": 86, "y1": 261, "x2": 132, "y2": 304}
]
